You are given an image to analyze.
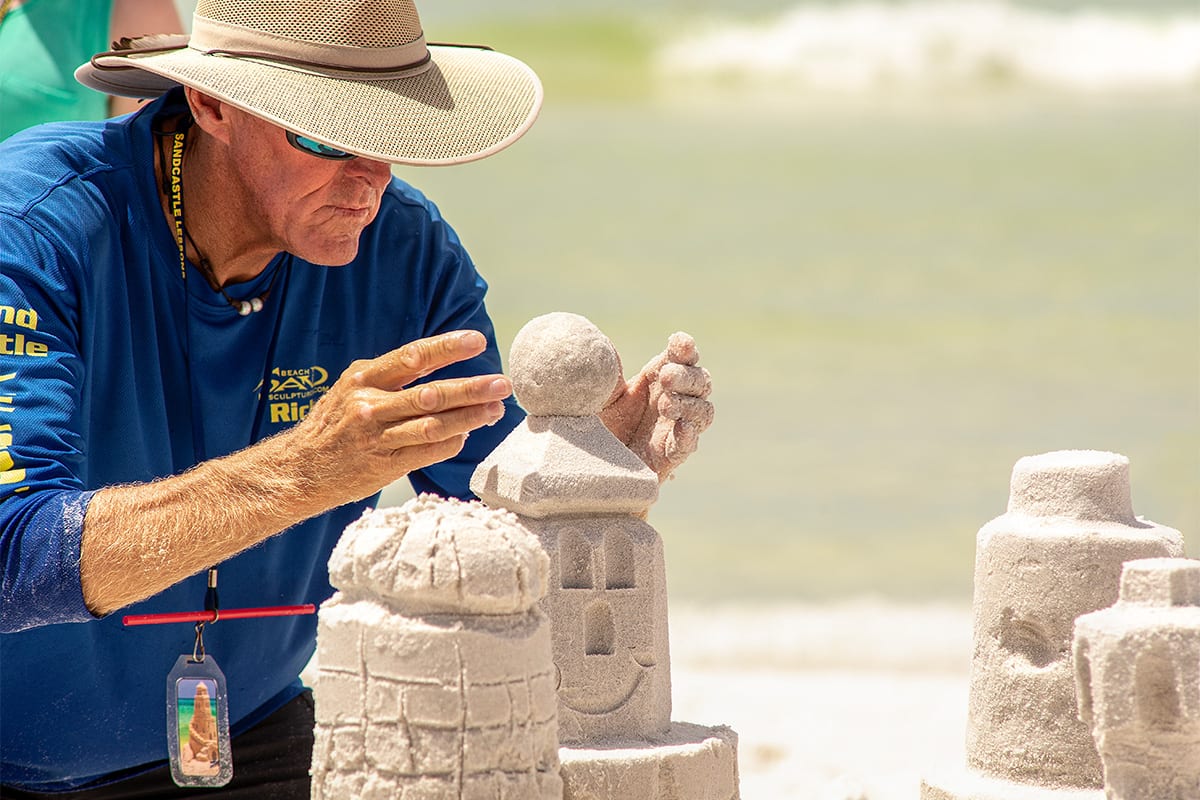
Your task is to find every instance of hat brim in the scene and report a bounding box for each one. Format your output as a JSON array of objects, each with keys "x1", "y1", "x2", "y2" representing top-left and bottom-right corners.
[{"x1": 76, "y1": 43, "x2": 542, "y2": 166}]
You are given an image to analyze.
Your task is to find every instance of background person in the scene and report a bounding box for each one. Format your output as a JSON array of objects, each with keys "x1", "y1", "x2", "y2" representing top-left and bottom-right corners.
[{"x1": 0, "y1": 0, "x2": 184, "y2": 138}]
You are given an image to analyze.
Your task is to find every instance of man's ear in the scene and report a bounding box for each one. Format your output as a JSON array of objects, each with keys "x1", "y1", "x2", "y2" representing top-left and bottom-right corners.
[{"x1": 184, "y1": 87, "x2": 233, "y2": 145}]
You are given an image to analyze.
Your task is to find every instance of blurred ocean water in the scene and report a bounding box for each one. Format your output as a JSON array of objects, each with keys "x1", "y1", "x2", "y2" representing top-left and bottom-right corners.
[
  {"x1": 381, "y1": 1, "x2": 1200, "y2": 603},
  {"x1": 657, "y1": 1, "x2": 1200, "y2": 94}
]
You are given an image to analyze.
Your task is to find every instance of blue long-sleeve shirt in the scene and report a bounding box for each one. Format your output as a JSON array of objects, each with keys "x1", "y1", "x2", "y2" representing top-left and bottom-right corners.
[{"x1": 0, "y1": 91, "x2": 523, "y2": 791}]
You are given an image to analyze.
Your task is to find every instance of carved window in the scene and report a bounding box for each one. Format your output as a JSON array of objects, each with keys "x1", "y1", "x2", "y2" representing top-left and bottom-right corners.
[
  {"x1": 585, "y1": 601, "x2": 615, "y2": 656},
  {"x1": 605, "y1": 528, "x2": 635, "y2": 589},
  {"x1": 560, "y1": 529, "x2": 593, "y2": 589},
  {"x1": 1136, "y1": 647, "x2": 1180, "y2": 731}
]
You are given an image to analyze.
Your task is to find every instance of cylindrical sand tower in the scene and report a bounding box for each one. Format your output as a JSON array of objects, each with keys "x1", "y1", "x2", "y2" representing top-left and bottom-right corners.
[
  {"x1": 311, "y1": 496, "x2": 562, "y2": 800},
  {"x1": 923, "y1": 450, "x2": 1183, "y2": 799}
]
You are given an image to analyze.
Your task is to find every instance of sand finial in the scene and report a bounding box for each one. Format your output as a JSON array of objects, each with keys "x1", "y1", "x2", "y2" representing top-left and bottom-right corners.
[
  {"x1": 327, "y1": 494, "x2": 548, "y2": 615},
  {"x1": 471, "y1": 313, "x2": 657, "y2": 518},
  {"x1": 1008, "y1": 450, "x2": 1135, "y2": 524},
  {"x1": 509, "y1": 311, "x2": 620, "y2": 417}
]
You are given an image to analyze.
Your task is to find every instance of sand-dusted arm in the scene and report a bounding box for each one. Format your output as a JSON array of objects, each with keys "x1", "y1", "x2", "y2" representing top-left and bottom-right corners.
[{"x1": 80, "y1": 330, "x2": 510, "y2": 617}]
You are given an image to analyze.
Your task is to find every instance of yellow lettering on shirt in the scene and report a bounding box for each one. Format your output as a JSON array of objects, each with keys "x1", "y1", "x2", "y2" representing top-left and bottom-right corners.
[
  {"x1": 0, "y1": 333, "x2": 49, "y2": 357},
  {"x1": 0, "y1": 422, "x2": 23, "y2": 486},
  {"x1": 269, "y1": 400, "x2": 316, "y2": 424},
  {"x1": 0, "y1": 305, "x2": 38, "y2": 330}
]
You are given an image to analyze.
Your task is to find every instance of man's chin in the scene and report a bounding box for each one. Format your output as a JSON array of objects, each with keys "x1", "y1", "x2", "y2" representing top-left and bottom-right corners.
[{"x1": 296, "y1": 240, "x2": 361, "y2": 267}]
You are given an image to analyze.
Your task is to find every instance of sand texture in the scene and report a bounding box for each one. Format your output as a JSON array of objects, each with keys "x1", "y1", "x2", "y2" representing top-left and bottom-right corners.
[
  {"x1": 1074, "y1": 558, "x2": 1200, "y2": 800},
  {"x1": 312, "y1": 497, "x2": 562, "y2": 799}
]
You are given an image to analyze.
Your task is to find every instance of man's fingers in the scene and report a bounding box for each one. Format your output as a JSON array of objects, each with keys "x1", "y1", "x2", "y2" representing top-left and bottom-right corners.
[
  {"x1": 657, "y1": 394, "x2": 715, "y2": 429},
  {"x1": 659, "y1": 363, "x2": 711, "y2": 398},
  {"x1": 630, "y1": 351, "x2": 668, "y2": 396},
  {"x1": 666, "y1": 332, "x2": 699, "y2": 367},
  {"x1": 361, "y1": 375, "x2": 510, "y2": 426},
  {"x1": 672, "y1": 422, "x2": 700, "y2": 460},
  {"x1": 383, "y1": 435, "x2": 470, "y2": 471},
  {"x1": 378, "y1": 403, "x2": 504, "y2": 450},
  {"x1": 358, "y1": 330, "x2": 489, "y2": 390},
  {"x1": 649, "y1": 417, "x2": 700, "y2": 472},
  {"x1": 630, "y1": 332, "x2": 700, "y2": 401},
  {"x1": 406, "y1": 375, "x2": 511, "y2": 417},
  {"x1": 667, "y1": 420, "x2": 702, "y2": 463}
]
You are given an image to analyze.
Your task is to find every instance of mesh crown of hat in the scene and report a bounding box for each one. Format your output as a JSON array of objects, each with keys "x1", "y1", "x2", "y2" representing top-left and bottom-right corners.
[
  {"x1": 198, "y1": 0, "x2": 424, "y2": 49},
  {"x1": 81, "y1": 0, "x2": 544, "y2": 165}
]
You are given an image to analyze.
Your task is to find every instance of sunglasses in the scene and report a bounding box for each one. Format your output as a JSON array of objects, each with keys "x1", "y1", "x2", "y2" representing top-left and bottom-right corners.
[{"x1": 285, "y1": 130, "x2": 356, "y2": 160}]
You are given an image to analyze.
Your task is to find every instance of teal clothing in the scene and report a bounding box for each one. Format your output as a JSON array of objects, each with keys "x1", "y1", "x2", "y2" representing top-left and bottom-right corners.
[{"x1": 0, "y1": 0, "x2": 114, "y2": 139}]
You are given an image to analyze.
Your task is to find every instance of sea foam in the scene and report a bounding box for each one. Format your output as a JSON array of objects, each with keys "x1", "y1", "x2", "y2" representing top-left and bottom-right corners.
[{"x1": 656, "y1": 1, "x2": 1200, "y2": 94}]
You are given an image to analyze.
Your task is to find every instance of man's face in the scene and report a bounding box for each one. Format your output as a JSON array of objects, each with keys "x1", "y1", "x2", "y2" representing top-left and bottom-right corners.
[{"x1": 221, "y1": 107, "x2": 393, "y2": 267}]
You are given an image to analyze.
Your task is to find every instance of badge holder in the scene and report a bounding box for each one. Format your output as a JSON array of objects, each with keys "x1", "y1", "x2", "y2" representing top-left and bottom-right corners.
[
  {"x1": 166, "y1": 618, "x2": 233, "y2": 787},
  {"x1": 122, "y1": 565, "x2": 315, "y2": 790}
]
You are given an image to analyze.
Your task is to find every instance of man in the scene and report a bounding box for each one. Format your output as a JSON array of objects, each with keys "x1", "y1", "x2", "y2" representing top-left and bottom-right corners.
[{"x1": 0, "y1": 1, "x2": 713, "y2": 797}]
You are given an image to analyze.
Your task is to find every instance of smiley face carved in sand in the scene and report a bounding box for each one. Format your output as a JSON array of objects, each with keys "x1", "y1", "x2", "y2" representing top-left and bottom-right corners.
[{"x1": 552, "y1": 525, "x2": 663, "y2": 717}]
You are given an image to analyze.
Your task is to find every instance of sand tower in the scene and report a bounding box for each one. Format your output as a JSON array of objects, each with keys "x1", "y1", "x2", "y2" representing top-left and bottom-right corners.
[
  {"x1": 922, "y1": 450, "x2": 1183, "y2": 799},
  {"x1": 471, "y1": 312, "x2": 739, "y2": 800},
  {"x1": 310, "y1": 496, "x2": 562, "y2": 800},
  {"x1": 1074, "y1": 558, "x2": 1200, "y2": 800}
]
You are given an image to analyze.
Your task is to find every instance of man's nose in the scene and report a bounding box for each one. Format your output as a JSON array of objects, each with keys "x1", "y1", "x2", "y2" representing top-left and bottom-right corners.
[{"x1": 344, "y1": 156, "x2": 393, "y2": 186}]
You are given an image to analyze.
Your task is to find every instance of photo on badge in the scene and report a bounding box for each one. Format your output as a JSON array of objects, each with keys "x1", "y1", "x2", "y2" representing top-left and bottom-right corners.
[
  {"x1": 177, "y1": 678, "x2": 221, "y2": 775},
  {"x1": 166, "y1": 654, "x2": 233, "y2": 787}
]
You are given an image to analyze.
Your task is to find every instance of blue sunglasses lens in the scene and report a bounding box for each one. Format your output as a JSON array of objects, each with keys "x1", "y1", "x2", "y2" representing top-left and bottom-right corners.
[{"x1": 286, "y1": 131, "x2": 355, "y2": 160}]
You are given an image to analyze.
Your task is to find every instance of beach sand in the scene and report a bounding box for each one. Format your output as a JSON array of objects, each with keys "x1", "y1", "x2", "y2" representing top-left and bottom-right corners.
[
  {"x1": 361, "y1": 489, "x2": 977, "y2": 798},
  {"x1": 669, "y1": 602, "x2": 972, "y2": 800},
  {"x1": 302, "y1": 599, "x2": 973, "y2": 798}
]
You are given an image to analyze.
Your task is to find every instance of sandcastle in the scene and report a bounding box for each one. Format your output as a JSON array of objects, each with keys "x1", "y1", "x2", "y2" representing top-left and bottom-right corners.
[
  {"x1": 307, "y1": 316, "x2": 1198, "y2": 799},
  {"x1": 185, "y1": 683, "x2": 219, "y2": 768},
  {"x1": 922, "y1": 450, "x2": 1184, "y2": 800},
  {"x1": 1073, "y1": 557, "x2": 1200, "y2": 800},
  {"x1": 310, "y1": 496, "x2": 562, "y2": 799},
  {"x1": 471, "y1": 312, "x2": 739, "y2": 800},
  {"x1": 312, "y1": 311, "x2": 736, "y2": 799}
]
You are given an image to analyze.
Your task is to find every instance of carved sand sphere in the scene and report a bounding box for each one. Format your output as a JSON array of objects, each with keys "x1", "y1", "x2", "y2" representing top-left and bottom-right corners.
[
  {"x1": 922, "y1": 450, "x2": 1183, "y2": 800},
  {"x1": 473, "y1": 312, "x2": 739, "y2": 800},
  {"x1": 509, "y1": 311, "x2": 620, "y2": 417},
  {"x1": 310, "y1": 496, "x2": 562, "y2": 800},
  {"x1": 1074, "y1": 558, "x2": 1200, "y2": 800}
]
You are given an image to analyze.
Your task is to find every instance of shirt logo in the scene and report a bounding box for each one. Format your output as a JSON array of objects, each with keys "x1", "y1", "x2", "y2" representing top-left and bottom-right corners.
[
  {"x1": 261, "y1": 366, "x2": 331, "y2": 424},
  {"x1": 0, "y1": 305, "x2": 48, "y2": 358}
]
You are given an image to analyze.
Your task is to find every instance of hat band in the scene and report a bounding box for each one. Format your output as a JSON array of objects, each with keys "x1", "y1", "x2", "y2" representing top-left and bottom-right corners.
[{"x1": 188, "y1": 15, "x2": 434, "y2": 79}]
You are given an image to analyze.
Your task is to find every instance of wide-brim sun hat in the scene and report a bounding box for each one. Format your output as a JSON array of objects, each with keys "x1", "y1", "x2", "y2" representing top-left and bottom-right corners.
[{"x1": 75, "y1": 0, "x2": 543, "y2": 166}]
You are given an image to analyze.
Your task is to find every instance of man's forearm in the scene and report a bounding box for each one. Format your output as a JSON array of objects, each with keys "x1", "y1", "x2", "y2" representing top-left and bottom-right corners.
[
  {"x1": 79, "y1": 331, "x2": 511, "y2": 618},
  {"x1": 79, "y1": 430, "x2": 334, "y2": 616}
]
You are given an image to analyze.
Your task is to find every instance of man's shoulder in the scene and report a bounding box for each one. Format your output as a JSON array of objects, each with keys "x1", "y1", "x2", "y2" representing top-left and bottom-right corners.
[
  {"x1": 347, "y1": 178, "x2": 476, "y2": 292},
  {"x1": 0, "y1": 118, "x2": 144, "y2": 241},
  {"x1": 367, "y1": 177, "x2": 462, "y2": 247},
  {"x1": 379, "y1": 175, "x2": 439, "y2": 217}
]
